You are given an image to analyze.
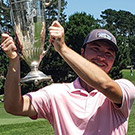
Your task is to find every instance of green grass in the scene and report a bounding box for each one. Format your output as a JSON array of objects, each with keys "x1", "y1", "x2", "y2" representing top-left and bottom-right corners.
[
  {"x1": 127, "y1": 101, "x2": 135, "y2": 135},
  {"x1": 0, "y1": 106, "x2": 33, "y2": 125},
  {"x1": 0, "y1": 103, "x2": 54, "y2": 135},
  {"x1": 122, "y1": 69, "x2": 135, "y2": 135},
  {"x1": 0, "y1": 69, "x2": 135, "y2": 134},
  {"x1": 121, "y1": 69, "x2": 135, "y2": 84},
  {"x1": 0, "y1": 120, "x2": 54, "y2": 135}
]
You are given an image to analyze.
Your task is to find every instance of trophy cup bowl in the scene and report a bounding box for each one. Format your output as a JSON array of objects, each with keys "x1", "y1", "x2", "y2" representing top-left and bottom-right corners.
[{"x1": 9, "y1": 0, "x2": 52, "y2": 83}]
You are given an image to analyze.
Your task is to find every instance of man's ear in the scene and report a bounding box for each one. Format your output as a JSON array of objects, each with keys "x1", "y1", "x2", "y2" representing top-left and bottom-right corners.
[{"x1": 81, "y1": 48, "x2": 85, "y2": 56}]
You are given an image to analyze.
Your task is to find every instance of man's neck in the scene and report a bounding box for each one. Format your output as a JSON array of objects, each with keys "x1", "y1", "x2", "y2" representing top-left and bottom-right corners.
[{"x1": 79, "y1": 78, "x2": 94, "y2": 93}]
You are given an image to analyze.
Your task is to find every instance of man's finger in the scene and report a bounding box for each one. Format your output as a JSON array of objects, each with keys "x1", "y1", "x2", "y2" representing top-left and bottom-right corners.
[
  {"x1": 1, "y1": 33, "x2": 10, "y2": 39},
  {"x1": 51, "y1": 20, "x2": 62, "y2": 28},
  {"x1": 49, "y1": 26, "x2": 61, "y2": 31},
  {"x1": 1, "y1": 37, "x2": 13, "y2": 46}
]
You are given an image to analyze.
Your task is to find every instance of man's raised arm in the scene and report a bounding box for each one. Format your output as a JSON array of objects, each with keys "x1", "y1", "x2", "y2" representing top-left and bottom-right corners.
[{"x1": 1, "y1": 33, "x2": 37, "y2": 117}]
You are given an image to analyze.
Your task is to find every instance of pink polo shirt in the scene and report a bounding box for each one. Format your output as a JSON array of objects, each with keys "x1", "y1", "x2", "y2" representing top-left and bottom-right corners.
[{"x1": 26, "y1": 78, "x2": 135, "y2": 135}]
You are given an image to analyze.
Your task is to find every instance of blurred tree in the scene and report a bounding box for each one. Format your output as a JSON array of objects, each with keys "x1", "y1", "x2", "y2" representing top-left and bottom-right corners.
[
  {"x1": 129, "y1": 37, "x2": 135, "y2": 66},
  {"x1": 65, "y1": 12, "x2": 100, "y2": 54}
]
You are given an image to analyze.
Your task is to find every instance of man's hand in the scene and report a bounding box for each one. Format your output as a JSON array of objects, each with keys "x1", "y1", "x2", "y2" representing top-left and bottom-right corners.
[
  {"x1": 49, "y1": 21, "x2": 66, "y2": 52},
  {"x1": 1, "y1": 33, "x2": 18, "y2": 59}
]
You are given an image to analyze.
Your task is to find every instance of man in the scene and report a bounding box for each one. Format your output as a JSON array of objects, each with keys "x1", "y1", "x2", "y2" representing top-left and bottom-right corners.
[{"x1": 1, "y1": 21, "x2": 135, "y2": 135}]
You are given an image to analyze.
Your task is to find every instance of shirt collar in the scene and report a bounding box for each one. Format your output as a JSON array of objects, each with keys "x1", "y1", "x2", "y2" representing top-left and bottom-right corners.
[{"x1": 71, "y1": 78, "x2": 98, "y2": 96}]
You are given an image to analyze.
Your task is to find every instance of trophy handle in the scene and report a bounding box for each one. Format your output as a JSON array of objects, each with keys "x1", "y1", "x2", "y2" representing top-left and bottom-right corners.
[
  {"x1": 42, "y1": 0, "x2": 61, "y2": 56},
  {"x1": 42, "y1": 43, "x2": 52, "y2": 56}
]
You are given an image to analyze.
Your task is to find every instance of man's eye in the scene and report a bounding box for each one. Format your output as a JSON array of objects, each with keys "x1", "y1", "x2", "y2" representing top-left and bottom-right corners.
[
  {"x1": 106, "y1": 52, "x2": 114, "y2": 57},
  {"x1": 106, "y1": 52, "x2": 111, "y2": 55},
  {"x1": 92, "y1": 47, "x2": 99, "y2": 51}
]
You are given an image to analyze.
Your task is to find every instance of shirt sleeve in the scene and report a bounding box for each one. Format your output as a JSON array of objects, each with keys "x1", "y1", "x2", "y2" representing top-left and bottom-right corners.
[
  {"x1": 26, "y1": 85, "x2": 52, "y2": 121},
  {"x1": 114, "y1": 79, "x2": 135, "y2": 117}
]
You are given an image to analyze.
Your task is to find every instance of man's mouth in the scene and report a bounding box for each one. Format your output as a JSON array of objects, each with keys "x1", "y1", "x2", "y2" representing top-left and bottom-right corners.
[{"x1": 92, "y1": 61, "x2": 106, "y2": 67}]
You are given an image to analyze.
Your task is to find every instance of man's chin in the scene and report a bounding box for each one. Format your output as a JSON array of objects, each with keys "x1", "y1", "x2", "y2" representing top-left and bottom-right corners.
[{"x1": 100, "y1": 67, "x2": 110, "y2": 73}]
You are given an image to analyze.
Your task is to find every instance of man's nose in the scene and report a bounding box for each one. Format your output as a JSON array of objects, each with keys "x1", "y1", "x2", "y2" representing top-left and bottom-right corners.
[{"x1": 97, "y1": 52, "x2": 106, "y2": 61}]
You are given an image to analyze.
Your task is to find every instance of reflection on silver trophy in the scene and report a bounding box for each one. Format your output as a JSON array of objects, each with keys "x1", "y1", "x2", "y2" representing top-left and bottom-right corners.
[{"x1": 1, "y1": 0, "x2": 61, "y2": 83}]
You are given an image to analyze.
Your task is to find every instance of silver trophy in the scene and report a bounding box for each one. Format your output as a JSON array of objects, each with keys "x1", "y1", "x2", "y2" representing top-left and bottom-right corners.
[{"x1": 1, "y1": 0, "x2": 61, "y2": 83}]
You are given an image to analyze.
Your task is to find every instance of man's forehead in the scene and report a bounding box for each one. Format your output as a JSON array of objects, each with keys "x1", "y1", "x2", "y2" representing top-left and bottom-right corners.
[{"x1": 87, "y1": 41, "x2": 115, "y2": 52}]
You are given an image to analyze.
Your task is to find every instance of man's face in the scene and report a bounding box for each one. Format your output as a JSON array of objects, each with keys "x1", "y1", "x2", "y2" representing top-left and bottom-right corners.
[{"x1": 81, "y1": 41, "x2": 116, "y2": 73}]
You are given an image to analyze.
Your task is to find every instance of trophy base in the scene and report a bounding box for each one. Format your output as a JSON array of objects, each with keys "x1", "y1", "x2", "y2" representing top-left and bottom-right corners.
[{"x1": 20, "y1": 70, "x2": 52, "y2": 83}]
